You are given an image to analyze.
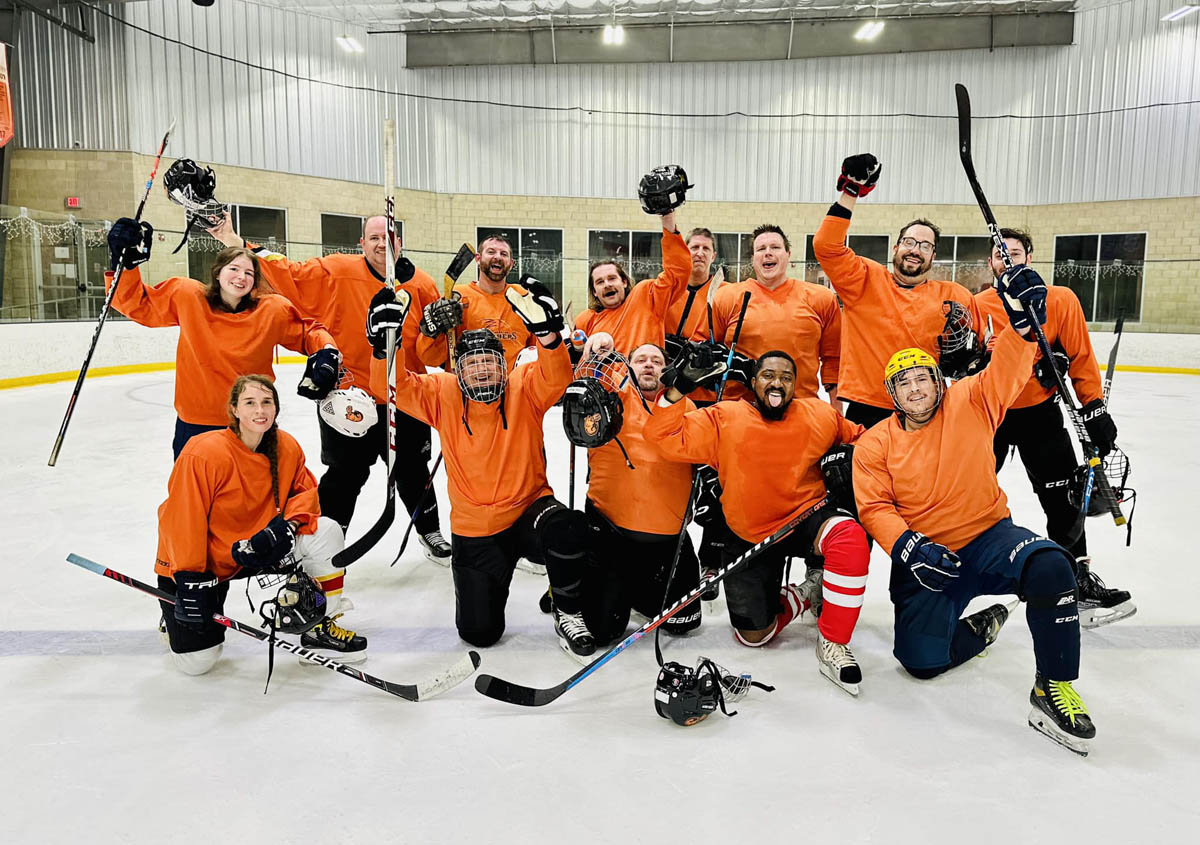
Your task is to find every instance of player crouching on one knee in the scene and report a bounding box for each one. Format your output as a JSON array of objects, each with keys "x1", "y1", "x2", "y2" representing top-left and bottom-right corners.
[
  {"x1": 852, "y1": 264, "x2": 1098, "y2": 755},
  {"x1": 367, "y1": 277, "x2": 622, "y2": 661},
  {"x1": 645, "y1": 346, "x2": 871, "y2": 696},
  {"x1": 156, "y1": 375, "x2": 366, "y2": 677}
]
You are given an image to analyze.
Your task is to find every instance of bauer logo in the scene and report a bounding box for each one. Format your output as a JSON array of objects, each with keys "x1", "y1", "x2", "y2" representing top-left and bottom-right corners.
[{"x1": 1009, "y1": 535, "x2": 1047, "y2": 562}]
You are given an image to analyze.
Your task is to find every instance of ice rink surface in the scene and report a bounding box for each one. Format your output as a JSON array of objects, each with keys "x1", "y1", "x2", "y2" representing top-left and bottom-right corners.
[{"x1": 5, "y1": 362, "x2": 1199, "y2": 843}]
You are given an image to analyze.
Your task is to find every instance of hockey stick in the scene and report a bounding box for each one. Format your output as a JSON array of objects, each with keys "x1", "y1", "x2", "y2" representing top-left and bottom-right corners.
[
  {"x1": 674, "y1": 265, "x2": 724, "y2": 338},
  {"x1": 1103, "y1": 309, "x2": 1125, "y2": 403},
  {"x1": 443, "y1": 243, "x2": 477, "y2": 370},
  {"x1": 474, "y1": 497, "x2": 829, "y2": 707},
  {"x1": 48, "y1": 118, "x2": 177, "y2": 467},
  {"x1": 333, "y1": 120, "x2": 401, "y2": 568},
  {"x1": 954, "y1": 83, "x2": 1125, "y2": 528},
  {"x1": 66, "y1": 553, "x2": 481, "y2": 701},
  {"x1": 389, "y1": 452, "x2": 445, "y2": 567},
  {"x1": 706, "y1": 265, "x2": 727, "y2": 341}
]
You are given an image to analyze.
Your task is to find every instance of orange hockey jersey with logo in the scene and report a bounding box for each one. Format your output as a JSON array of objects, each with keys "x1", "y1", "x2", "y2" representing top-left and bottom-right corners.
[
  {"x1": 813, "y1": 214, "x2": 984, "y2": 410},
  {"x1": 645, "y1": 396, "x2": 863, "y2": 543},
  {"x1": 852, "y1": 326, "x2": 1038, "y2": 554},
  {"x1": 974, "y1": 284, "x2": 1104, "y2": 409},
  {"x1": 250, "y1": 247, "x2": 441, "y2": 402},
  {"x1": 575, "y1": 229, "x2": 691, "y2": 354},
  {"x1": 416, "y1": 281, "x2": 535, "y2": 372},
  {"x1": 372, "y1": 340, "x2": 572, "y2": 537},
  {"x1": 108, "y1": 268, "x2": 335, "y2": 425},
  {"x1": 587, "y1": 387, "x2": 696, "y2": 536},
  {"x1": 693, "y1": 278, "x2": 841, "y2": 402},
  {"x1": 154, "y1": 427, "x2": 320, "y2": 580}
]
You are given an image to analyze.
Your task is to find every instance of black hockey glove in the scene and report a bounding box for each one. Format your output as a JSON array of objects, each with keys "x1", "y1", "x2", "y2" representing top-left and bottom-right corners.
[
  {"x1": 173, "y1": 570, "x2": 220, "y2": 633},
  {"x1": 1080, "y1": 399, "x2": 1117, "y2": 459},
  {"x1": 231, "y1": 515, "x2": 295, "y2": 575},
  {"x1": 107, "y1": 217, "x2": 154, "y2": 271},
  {"x1": 819, "y1": 443, "x2": 856, "y2": 513},
  {"x1": 995, "y1": 265, "x2": 1047, "y2": 336},
  {"x1": 837, "y1": 153, "x2": 881, "y2": 198},
  {"x1": 366, "y1": 286, "x2": 412, "y2": 359},
  {"x1": 419, "y1": 297, "x2": 463, "y2": 339},
  {"x1": 701, "y1": 340, "x2": 755, "y2": 388},
  {"x1": 505, "y1": 276, "x2": 565, "y2": 336},
  {"x1": 394, "y1": 256, "x2": 416, "y2": 285},
  {"x1": 663, "y1": 333, "x2": 686, "y2": 365},
  {"x1": 297, "y1": 347, "x2": 341, "y2": 400},
  {"x1": 661, "y1": 341, "x2": 728, "y2": 395},
  {"x1": 1034, "y1": 346, "x2": 1071, "y2": 390},
  {"x1": 692, "y1": 466, "x2": 724, "y2": 528},
  {"x1": 892, "y1": 530, "x2": 961, "y2": 593}
]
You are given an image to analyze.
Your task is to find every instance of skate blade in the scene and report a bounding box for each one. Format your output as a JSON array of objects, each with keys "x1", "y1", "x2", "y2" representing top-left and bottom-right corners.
[
  {"x1": 819, "y1": 663, "x2": 861, "y2": 697},
  {"x1": 299, "y1": 650, "x2": 368, "y2": 666},
  {"x1": 1080, "y1": 602, "x2": 1137, "y2": 630},
  {"x1": 1028, "y1": 709, "x2": 1090, "y2": 757},
  {"x1": 516, "y1": 558, "x2": 547, "y2": 575},
  {"x1": 557, "y1": 636, "x2": 594, "y2": 667},
  {"x1": 421, "y1": 547, "x2": 452, "y2": 567}
]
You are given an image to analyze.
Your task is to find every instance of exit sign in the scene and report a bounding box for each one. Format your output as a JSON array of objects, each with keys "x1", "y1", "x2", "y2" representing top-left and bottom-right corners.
[{"x1": 65, "y1": 196, "x2": 82, "y2": 209}]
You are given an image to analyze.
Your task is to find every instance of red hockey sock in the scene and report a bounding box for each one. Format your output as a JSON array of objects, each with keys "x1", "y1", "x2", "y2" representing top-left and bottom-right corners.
[{"x1": 816, "y1": 518, "x2": 870, "y2": 644}]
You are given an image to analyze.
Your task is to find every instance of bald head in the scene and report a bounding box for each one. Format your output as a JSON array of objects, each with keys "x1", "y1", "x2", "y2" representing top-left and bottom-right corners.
[{"x1": 360, "y1": 215, "x2": 400, "y2": 275}]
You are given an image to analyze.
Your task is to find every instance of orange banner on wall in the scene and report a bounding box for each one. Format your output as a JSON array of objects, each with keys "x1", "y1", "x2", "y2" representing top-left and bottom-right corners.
[{"x1": 0, "y1": 44, "x2": 13, "y2": 148}]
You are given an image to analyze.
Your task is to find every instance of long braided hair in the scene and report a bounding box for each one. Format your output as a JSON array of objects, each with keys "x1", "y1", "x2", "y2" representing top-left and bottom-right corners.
[{"x1": 227, "y1": 374, "x2": 282, "y2": 509}]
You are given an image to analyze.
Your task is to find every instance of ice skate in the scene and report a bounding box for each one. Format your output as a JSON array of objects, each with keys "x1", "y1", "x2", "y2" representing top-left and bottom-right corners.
[
  {"x1": 1028, "y1": 673, "x2": 1095, "y2": 757},
  {"x1": 553, "y1": 607, "x2": 596, "y2": 664},
  {"x1": 816, "y1": 632, "x2": 861, "y2": 697},
  {"x1": 1076, "y1": 558, "x2": 1136, "y2": 629},
  {"x1": 418, "y1": 530, "x2": 452, "y2": 566},
  {"x1": 299, "y1": 614, "x2": 368, "y2": 664}
]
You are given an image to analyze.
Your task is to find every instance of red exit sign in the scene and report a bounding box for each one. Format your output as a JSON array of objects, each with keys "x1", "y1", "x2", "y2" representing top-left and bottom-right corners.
[{"x1": 65, "y1": 196, "x2": 82, "y2": 209}]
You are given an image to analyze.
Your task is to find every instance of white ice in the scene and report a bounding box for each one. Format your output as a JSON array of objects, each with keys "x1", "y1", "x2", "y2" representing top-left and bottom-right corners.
[{"x1": 4, "y1": 364, "x2": 1199, "y2": 843}]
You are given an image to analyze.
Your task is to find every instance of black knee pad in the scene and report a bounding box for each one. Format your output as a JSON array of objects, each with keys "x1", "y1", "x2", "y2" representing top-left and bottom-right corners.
[
  {"x1": 904, "y1": 664, "x2": 949, "y2": 681},
  {"x1": 540, "y1": 507, "x2": 594, "y2": 562},
  {"x1": 458, "y1": 626, "x2": 504, "y2": 648},
  {"x1": 1019, "y1": 548, "x2": 1076, "y2": 606}
]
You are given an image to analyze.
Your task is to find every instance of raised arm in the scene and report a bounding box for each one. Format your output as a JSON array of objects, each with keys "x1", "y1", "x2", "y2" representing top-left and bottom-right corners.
[
  {"x1": 106, "y1": 267, "x2": 185, "y2": 328},
  {"x1": 643, "y1": 397, "x2": 722, "y2": 468},
  {"x1": 812, "y1": 153, "x2": 883, "y2": 304}
]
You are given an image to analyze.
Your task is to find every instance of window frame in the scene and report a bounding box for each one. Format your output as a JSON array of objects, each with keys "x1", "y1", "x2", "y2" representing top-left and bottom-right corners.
[
  {"x1": 476, "y1": 225, "x2": 565, "y2": 300},
  {"x1": 1052, "y1": 231, "x2": 1147, "y2": 323}
]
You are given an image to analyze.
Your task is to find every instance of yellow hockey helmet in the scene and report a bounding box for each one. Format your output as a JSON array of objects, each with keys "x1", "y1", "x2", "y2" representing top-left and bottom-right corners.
[{"x1": 884, "y1": 348, "x2": 944, "y2": 422}]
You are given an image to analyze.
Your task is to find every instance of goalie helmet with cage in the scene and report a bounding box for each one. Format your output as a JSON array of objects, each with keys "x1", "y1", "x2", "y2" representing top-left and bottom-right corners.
[
  {"x1": 654, "y1": 656, "x2": 773, "y2": 727},
  {"x1": 562, "y1": 348, "x2": 633, "y2": 449},
  {"x1": 163, "y1": 158, "x2": 228, "y2": 253},
  {"x1": 258, "y1": 571, "x2": 327, "y2": 635},
  {"x1": 638, "y1": 165, "x2": 695, "y2": 215},
  {"x1": 884, "y1": 347, "x2": 945, "y2": 422},
  {"x1": 455, "y1": 329, "x2": 508, "y2": 403},
  {"x1": 1069, "y1": 446, "x2": 1135, "y2": 518},
  {"x1": 936, "y1": 300, "x2": 988, "y2": 379}
]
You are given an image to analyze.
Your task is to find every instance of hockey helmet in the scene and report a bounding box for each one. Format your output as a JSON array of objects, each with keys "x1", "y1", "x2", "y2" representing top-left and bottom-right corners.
[
  {"x1": 163, "y1": 158, "x2": 227, "y2": 226},
  {"x1": 259, "y1": 571, "x2": 327, "y2": 635},
  {"x1": 936, "y1": 301, "x2": 986, "y2": 380},
  {"x1": 1068, "y1": 446, "x2": 1134, "y2": 517},
  {"x1": 455, "y1": 329, "x2": 508, "y2": 403},
  {"x1": 884, "y1": 347, "x2": 945, "y2": 420},
  {"x1": 654, "y1": 660, "x2": 721, "y2": 726},
  {"x1": 562, "y1": 378, "x2": 624, "y2": 448},
  {"x1": 318, "y1": 386, "x2": 377, "y2": 438},
  {"x1": 638, "y1": 165, "x2": 695, "y2": 216}
]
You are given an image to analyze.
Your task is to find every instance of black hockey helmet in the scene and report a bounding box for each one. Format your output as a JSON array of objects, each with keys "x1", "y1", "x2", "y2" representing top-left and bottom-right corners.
[
  {"x1": 654, "y1": 660, "x2": 721, "y2": 726},
  {"x1": 164, "y1": 158, "x2": 219, "y2": 214},
  {"x1": 638, "y1": 165, "x2": 694, "y2": 215},
  {"x1": 259, "y1": 571, "x2": 327, "y2": 635},
  {"x1": 1069, "y1": 446, "x2": 1134, "y2": 518},
  {"x1": 562, "y1": 377, "x2": 624, "y2": 448},
  {"x1": 936, "y1": 300, "x2": 986, "y2": 380},
  {"x1": 455, "y1": 329, "x2": 508, "y2": 405}
]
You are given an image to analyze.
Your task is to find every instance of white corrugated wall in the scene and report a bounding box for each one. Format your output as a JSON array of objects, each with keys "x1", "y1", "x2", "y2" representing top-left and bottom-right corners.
[{"x1": 15, "y1": 0, "x2": 1200, "y2": 204}]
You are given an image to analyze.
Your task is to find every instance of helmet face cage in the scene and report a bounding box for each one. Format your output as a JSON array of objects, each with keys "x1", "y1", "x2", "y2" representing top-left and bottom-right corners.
[
  {"x1": 938, "y1": 301, "x2": 978, "y2": 356},
  {"x1": 574, "y1": 348, "x2": 633, "y2": 394},
  {"x1": 1070, "y1": 446, "x2": 1134, "y2": 515},
  {"x1": 259, "y1": 571, "x2": 327, "y2": 635},
  {"x1": 885, "y1": 365, "x2": 945, "y2": 416},
  {"x1": 456, "y1": 348, "x2": 508, "y2": 403}
]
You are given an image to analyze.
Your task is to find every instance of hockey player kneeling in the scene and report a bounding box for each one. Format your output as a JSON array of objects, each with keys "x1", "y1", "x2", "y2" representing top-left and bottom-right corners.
[
  {"x1": 852, "y1": 265, "x2": 1098, "y2": 755},
  {"x1": 368, "y1": 281, "x2": 621, "y2": 661},
  {"x1": 156, "y1": 375, "x2": 366, "y2": 677},
  {"x1": 645, "y1": 346, "x2": 871, "y2": 696}
]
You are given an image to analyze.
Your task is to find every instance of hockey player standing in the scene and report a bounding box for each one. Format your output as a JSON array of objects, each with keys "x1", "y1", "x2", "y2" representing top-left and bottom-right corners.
[
  {"x1": 853, "y1": 264, "x2": 1098, "y2": 755},
  {"x1": 814, "y1": 154, "x2": 984, "y2": 427},
  {"x1": 206, "y1": 213, "x2": 451, "y2": 564},
  {"x1": 977, "y1": 228, "x2": 1134, "y2": 627}
]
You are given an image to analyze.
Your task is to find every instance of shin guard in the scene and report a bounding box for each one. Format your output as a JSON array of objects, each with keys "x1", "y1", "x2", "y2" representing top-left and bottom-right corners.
[{"x1": 1021, "y1": 549, "x2": 1081, "y2": 681}]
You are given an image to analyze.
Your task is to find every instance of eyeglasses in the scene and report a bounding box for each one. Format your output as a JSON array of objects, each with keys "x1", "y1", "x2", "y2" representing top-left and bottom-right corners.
[{"x1": 898, "y1": 237, "x2": 935, "y2": 255}]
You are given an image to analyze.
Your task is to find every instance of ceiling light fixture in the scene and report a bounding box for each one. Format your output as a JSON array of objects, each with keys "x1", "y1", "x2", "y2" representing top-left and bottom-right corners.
[
  {"x1": 603, "y1": 11, "x2": 625, "y2": 46},
  {"x1": 1161, "y1": 5, "x2": 1200, "y2": 22},
  {"x1": 854, "y1": 20, "x2": 886, "y2": 41},
  {"x1": 336, "y1": 35, "x2": 364, "y2": 54}
]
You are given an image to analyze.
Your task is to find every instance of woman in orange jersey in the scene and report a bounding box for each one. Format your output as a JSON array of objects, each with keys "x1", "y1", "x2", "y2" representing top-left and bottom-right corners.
[
  {"x1": 415, "y1": 234, "x2": 536, "y2": 372},
  {"x1": 813, "y1": 154, "x2": 984, "y2": 427},
  {"x1": 367, "y1": 279, "x2": 619, "y2": 661},
  {"x1": 156, "y1": 375, "x2": 366, "y2": 676},
  {"x1": 645, "y1": 348, "x2": 871, "y2": 696},
  {"x1": 852, "y1": 266, "x2": 1098, "y2": 755},
  {"x1": 570, "y1": 343, "x2": 702, "y2": 636},
  {"x1": 205, "y1": 212, "x2": 450, "y2": 563},
  {"x1": 105, "y1": 218, "x2": 340, "y2": 460},
  {"x1": 575, "y1": 209, "x2": 691, "y2": 355}
]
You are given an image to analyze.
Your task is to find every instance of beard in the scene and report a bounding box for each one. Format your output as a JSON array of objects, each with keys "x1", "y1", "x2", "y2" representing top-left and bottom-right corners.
[
  {"x1": 893, "y1": 253, "x2": 931, "y2": 279},
  {"x1": 483, "y1": 261, "x2": 511, "y2": 282},
  {"x1": 755, "y1": 388, "x2": 792, "y2": 421},
  {"x1": 636, "y1": 372, "x2": 661, "y2": 392}
]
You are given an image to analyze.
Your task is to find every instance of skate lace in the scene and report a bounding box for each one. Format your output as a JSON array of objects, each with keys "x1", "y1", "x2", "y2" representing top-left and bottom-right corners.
[
  {"x1": 1048, "y1": 681, "x2": 1090, "y2": 724},
  {"x1": 819, "y1": 636, "x2": 857, "y2": 669},
  {"x1": 1080, "y1": 567, "x2": 1108, "y2": 594},
  {"x1": 556, "y1": 610, "x2": 590, "y2": 638},
  {"x1": 424, "y1": 530, "x2": 448, "y2": 546},
  {"x1": 321, "y1": 613, "x2": 357, "y2": 644}
]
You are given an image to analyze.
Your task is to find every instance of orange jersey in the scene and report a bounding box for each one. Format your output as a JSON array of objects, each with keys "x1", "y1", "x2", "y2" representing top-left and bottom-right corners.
[
  {"x1": 645, "y1": 396, "x2": 863, "y2": 543},
  {"x1": 851, "y1": 326, "x2": 1038, "y2": 553},
  {"x1": 974, "y1": 284, "x2": 1104, "y2": 409},
  {"x1": 154, "y1": 427, "x2": 320, "y2": 580},
  {"x1": 108, "y1": 268, "x2": 335, "y2": 425},
  {"x1": 694, "y1": 278, "x2": 841, "y2": 402},
  {"x1": 372, "y1": 340, "x2": 572, "y2": 537},
  {"x1": 416, "y1": 281, "x2": 535, "y2": 372},
  {"x1": 251, "y1": 247, "x2": 441, "y2": 401},
  {"x1": 587, "y1": 387, "x2": 696, "y2": 536},
  {"x1": 664, "y1": 277, "x2": 713, "y2": 342},
  {"x1": 575, "y1": 229, "x2": 691, "y2": 354},
  {"x1": 813, "y1": 214, "x2": 983, "y2": 409}
]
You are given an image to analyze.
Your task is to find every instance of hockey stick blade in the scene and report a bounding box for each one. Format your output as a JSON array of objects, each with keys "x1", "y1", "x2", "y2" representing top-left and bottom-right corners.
[
  {"x1": 66, "y1": 553, "x2": 480, "y2": 701},
  {"x1": 474, "y1": 498, "x2": 827, "y2": 707},
  {"x1": 445, "y1": 243, "x2": 477, "y2": 285}
]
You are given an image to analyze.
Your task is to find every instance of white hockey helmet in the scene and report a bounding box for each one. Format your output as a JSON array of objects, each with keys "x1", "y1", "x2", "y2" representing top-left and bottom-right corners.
[{"x1": 318, "y1": 387, "x2": 377, "y2": 437}]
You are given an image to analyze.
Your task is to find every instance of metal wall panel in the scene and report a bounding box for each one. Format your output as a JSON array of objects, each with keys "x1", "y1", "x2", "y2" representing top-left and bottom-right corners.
[{"x1": 13, "y1": 0, "x2": 1200, "y2": 204}]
